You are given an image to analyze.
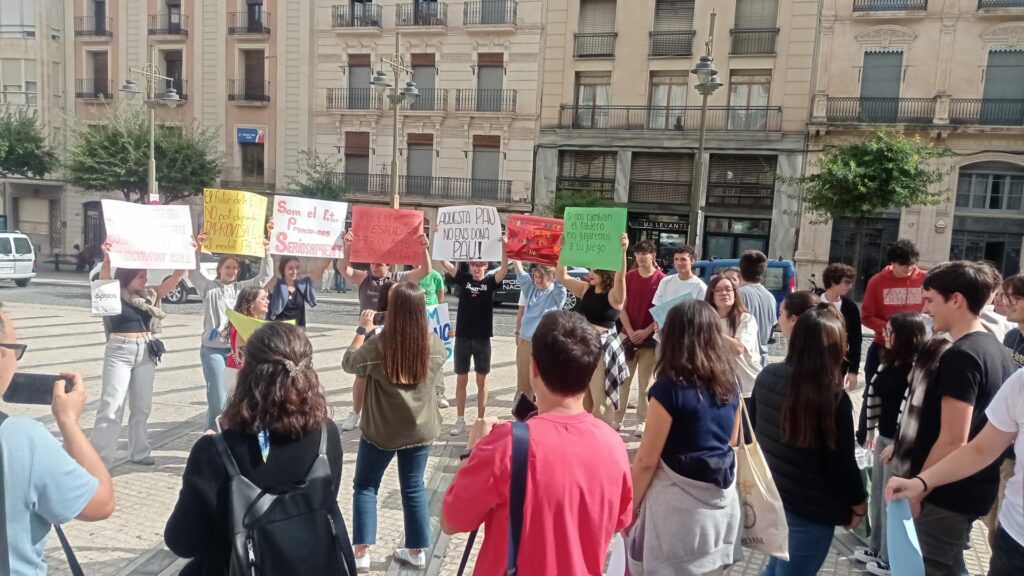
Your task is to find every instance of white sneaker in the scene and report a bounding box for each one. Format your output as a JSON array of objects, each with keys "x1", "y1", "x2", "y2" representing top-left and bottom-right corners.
[
  {"x1": 853, "y1": 547, "x2": 881, "y2": 565},
  {"x1": 354, "y1": 551, "x2": 371, "y2": 573},
  {"x1": 634, "y1": 422, "x2": 646, "y2": 437},
  {"x1": 450, "y1": 417, "x2": 466, "y2": 436},
  {"x1": 866, "y1": 561, "x2": 891, "y2": 576},
  {"x1": 341, "y1": 411, "x2": 361, "y2": 432},
  {"x1": 393, "y1": 548, "x2": 426, "y2": 569},
  {"x1": 436, "y1": 391, "x2": 450, "y2": 409}
]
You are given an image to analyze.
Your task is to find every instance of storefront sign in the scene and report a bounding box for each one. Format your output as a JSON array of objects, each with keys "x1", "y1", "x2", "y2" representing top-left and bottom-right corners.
[{"x1": 627, "y1": 217, "x2": 688, "y2": 232}]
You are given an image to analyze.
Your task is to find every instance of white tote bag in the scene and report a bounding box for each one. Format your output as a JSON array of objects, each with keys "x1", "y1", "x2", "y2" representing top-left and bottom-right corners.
[
  {"x1": 735, "y1": 403, "x2": 789, "y2": 560},
  {"x1": 91, "y1": 280, "x2": 122, "y2": 316}
]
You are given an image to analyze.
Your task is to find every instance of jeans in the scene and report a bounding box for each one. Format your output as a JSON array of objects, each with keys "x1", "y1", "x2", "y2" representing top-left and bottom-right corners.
[
  {"x1": 200, "y1": 346, "x2": 230, "y2": 430},
  {"x1": 760, "y1": 511, "x2": 835, "y2": 576},
  {"x1": 91, "y1": 336, "x2": 157, "y2": 467},
  {"x1": 990, "y1": 527, "x2": 1024, "y2": 576},
  {"x1": 869, "y1": 436, "x2": 895, "y2": 561},
  {"x1": 914, "y1": 501, "x2": 975, "y2": 576},
  {"x1": 352, "y1": 438, "x2": 431, "y2": 549}
]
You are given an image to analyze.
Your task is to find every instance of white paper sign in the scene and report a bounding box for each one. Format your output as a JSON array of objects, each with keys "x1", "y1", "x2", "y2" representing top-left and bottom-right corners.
[
  {"x1": 426, "y1": 303, "x2": 454, "y2": 364},
  {"x1": 270, "y1": 195, "x2": 348, "y2": 258},
  {"x1": 101, "y1": 200, "x2": 196, "y2": 270},
  {"x1": 91, "y1": 279, "x2": 122, "y2": 316},
  {"x1": 432, "y1": 205, "x2": 502, "y2": 262}
]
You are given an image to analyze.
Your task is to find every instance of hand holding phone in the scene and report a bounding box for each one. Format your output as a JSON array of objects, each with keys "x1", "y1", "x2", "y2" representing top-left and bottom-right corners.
[
  {"x1": 51, "y1": 372, "x2": 86, "y2": 426},
  {"x1": 3, "y1": 373, "x2": 73, "y2": 405}
]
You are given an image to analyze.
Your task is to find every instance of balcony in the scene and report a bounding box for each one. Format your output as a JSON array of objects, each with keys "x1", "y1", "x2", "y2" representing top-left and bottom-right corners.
[
  {"x1": 331, "y1": 4, "x2": 383, "y2": 29},
  {"x1": 629, "y1": 182, "x2": 691, "y2": 205},
  {"x1": 222, "y1": 167, "x2": 276, "y2": 191},
  {"x1": 331, "y1": 173, "x2": 513, "y2": 203},
  {"x1": 228, "y1": 12, "x2": 271, "y2": 35},
  {"x1": 853, "y1": 0, "x2": 928, "y2": 11},
  {"x1": 575, "y1": 33, "x2": 617, "y2": 58},
  {"x1": 978, "y1": 0, "x2": 1024, "y2": 8},
  {"x1": 706, "y1": 183, "x2": 775, "y2": 210},
  {"x1": 649, "y1": 31, "x2": 696, "y2": 57},
  {"x1": 464, "y1": 1, "x2": 517, "y2": 27},
  {"x1": 950, "y1": 99, "x2": 1024, "y2": 126},
  {"x1": 555, "y1": 177, "x2": 615, "y2": 199},
  {"x1": 75, "y1": 79, "x2": 113, "y2": 100},
  {"x1": 148, "y1": 14, "x2": 188, "y2": 36},
  {"x1": 557, "y1": 105, "x2": 783, "y2": 132},
  {"x1": 395, "y1": 3, "x2": 448, "y2": 27},
  {"x1": 455, "y1": 89, "x2": 517, "y2": 113},
  {"x1": 392, "y1": 88, "x2": 448, "y2": 112},
  {"x1": 74, "y1": 16, "x2": 112, "y2": 38},
  {"x1": 730, "y1": 28, "x2": 779, "y2": 55},
  {"x1": 228, "y1": 80, "x2": 271, "y2": 103},
  {"x1": 825, "y1": 97, "x2": 936, "y2": 124},
  {"x1": 326, "y1": 88, "x2": 381, "y2": 111}
]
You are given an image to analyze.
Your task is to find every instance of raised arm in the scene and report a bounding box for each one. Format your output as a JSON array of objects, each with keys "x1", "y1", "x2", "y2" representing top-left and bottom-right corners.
[
  {"x1": 99, "y1": 241, "x2": 113, "y2": 280},
  {"x1": 402, "y1": 234, "x2": 433, "y2": 285},
  {"x1": 608, "y1": 234, "x2": 629, "y2": 310},
  {"x1": 557, "y1": 265, "x2": 588, "y2": 299},
  {"x1": 493, "y1": 237, "x2": 510, "y2": 284},
  {"x1": 156, "y1": 269, "x2": 188, "y2": 300},
  {"x1": 439, "y1": 259, "x2": 457, "y2": 277},
  {"x1": 337, "y1": 230, "x2": 368, "y2": 286},
  {"x1": 187, "y1": 231, "x2": 218, "y2": 294}
]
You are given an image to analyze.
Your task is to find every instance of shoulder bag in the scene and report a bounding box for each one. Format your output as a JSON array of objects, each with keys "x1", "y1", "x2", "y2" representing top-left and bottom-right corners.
[{"x1": 734, "y1": 402, "x2": 789, "y2": 560}]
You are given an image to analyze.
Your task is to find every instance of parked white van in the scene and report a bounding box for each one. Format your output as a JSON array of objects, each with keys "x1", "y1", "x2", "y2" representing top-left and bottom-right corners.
[{"x1": 0, "y1": 232, "x2": 36, "y2": 287}]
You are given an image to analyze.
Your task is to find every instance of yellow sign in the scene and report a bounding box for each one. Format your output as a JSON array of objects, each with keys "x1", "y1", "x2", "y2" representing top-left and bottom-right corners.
[
  {"x1": 226, "y1": 308, "x2": 295, "y2": 342},
  {"x1": 203, "y1": 188, "x2": 268, "y2": 257}
]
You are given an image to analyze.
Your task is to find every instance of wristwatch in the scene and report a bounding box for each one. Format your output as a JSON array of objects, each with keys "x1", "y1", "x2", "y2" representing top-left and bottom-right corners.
[{"x1": 355, "y1": 326, "x2": 368, "y2": 336}]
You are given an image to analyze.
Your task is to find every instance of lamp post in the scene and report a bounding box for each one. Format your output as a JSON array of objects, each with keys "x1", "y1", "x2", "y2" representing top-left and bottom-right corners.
[
  {"x1": 686, "y1": 11, "x2": 722, "y2": 255},
  {"x1": 120, "y1": 46, "x2": 180, "y2": 204},
  {"x1": 370, "y1": 31, "x2": 419, "y2": 209}
]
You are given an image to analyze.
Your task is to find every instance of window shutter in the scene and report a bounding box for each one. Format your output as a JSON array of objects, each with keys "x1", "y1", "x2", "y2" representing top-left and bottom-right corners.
[
  {"x1": 653, "y1": 0, "x2": 694, "y2": 32},
  {"x1": 410, "y1": 53, "x2": 435, "y2": 67},
  {"x1": 345, "y1": 132, "x2": 370, "y2": 156},
  {"x1": 559, "y1": 151, "x2": 617, "y2": 180},
  {"x1": 860, "y1": 51, "x2": 902, "y2": 99},
  {"x1": 578, "y1": 0, "x2": 616, "y2": 33},
  {"x1": 348, "y1": 54, "x2": 371, "y2": 66},
  {"x1": 477, "y1": 53, "x2": 504, "y2": 67},
  {"x1": 735, "y1": 0, "x2": 778, "y2": 29},
  {"x1": 630, "y1": 153, "x2": 693, "y2": 183},
  {"x1": 407, "y1": 133, "x2": 434, "y2": 146},
  {"x1": 707, "y1": 155, "x2": 776, "y2": 185},
  {"x1": 473, "y1": 135, "x2": 501, "y2": 148},
  {"x1": 984, "y1": 50, "x2": 1024, "y2": 100}
]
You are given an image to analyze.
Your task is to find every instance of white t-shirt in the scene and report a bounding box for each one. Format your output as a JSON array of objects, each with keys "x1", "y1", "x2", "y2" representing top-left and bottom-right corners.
[
  {"x1": 986, "y1": 367, "x2": 1024, "y2": 546},
  {"x1": 651, "y1": 274, "x2": 707, "y2": 306}
]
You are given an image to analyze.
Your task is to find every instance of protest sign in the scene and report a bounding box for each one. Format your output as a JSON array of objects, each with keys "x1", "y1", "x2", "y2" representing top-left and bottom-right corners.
[
  {"x1": 270, "y1": 195, "x2": 348, "y2": 259},
  {"x1": 348, "y1": 206, "x2": 424, "y2": 265},
  {"x1": 432, "y1": 205, "x2": 502, "y2": 262},
  {"x1": 649, "y1": 292, "x2": 695, "y2": 328},
  {"x1": 101, "y1": 200, "x2": 196, "y2": 270},
  {"x1": 427, "y1": 303, "x2": 454, "y2": 364},
  {"x1": 225, "y1": 308, "x2": 295, "y2": 341},
  {"x1": 559, "y1": 207, "x2": 627, "y2": 270},
  {"x1": 91, "y1": 280, "x2": 121, "y2": 316},
  {"x1": 203, "y1": 188, "x2": 268, "y2": 257},
  {"x1": 887, "y1": 499, "x2": 925, "y2": 576},
  {"x1": 506, "y1": 215, "x2": 563, "y2": 266}
]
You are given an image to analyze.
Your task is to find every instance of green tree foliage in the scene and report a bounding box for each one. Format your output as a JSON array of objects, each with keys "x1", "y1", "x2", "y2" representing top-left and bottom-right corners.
[
  {"x1": 286, "y1": 149, "x2": 350, "y2": 200},
  {"x1": 789, "y1": 131, "x2": 950, "y2": 271},
  {"x1": 65, "y1": 102, "x2": 222, "y2": 203},
  {"x1": 543, "y1": 188, "x2": 614, "y2": 219},
  {"x1": 0, "y1": 106, "x2": 57, "y2": 179}
]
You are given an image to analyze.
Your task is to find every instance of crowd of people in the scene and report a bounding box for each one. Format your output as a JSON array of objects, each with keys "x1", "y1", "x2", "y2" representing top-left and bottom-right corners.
[{"x1": 2, "y1": 228, "x2": 1024, "y2": 576}]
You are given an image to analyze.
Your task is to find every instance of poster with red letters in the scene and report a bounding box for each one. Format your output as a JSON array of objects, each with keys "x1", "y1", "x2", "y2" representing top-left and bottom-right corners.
[
  {"x1": 349, "y1": 206, "x2": 425, "y2": 265},
  {"x1": 506, "y1": 215, "x2": 564, "y2": 266}
]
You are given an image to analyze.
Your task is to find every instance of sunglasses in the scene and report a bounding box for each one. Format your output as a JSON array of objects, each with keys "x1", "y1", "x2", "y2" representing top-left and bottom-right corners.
[{"x1": 0, "y1": 343, "x2": 27, "y2": 360}]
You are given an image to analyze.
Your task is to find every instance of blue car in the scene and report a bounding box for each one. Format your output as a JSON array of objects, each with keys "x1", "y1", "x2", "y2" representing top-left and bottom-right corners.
[{"x1": 690, "y1": 258, "x2": 797, "y2": 314}]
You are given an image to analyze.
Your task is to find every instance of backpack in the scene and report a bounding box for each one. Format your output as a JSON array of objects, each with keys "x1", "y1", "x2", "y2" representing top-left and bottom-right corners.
[{"x1": 213, "y1": 426, "x2": 352, "y2": 576}]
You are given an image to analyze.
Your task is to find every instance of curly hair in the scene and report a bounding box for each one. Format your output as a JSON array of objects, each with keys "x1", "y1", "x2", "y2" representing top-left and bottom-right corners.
[
  {"x1": 591, "y1": 269, "x2": 615, "y2": 290},
  {"x1": 220, "y1": 286, "x2": 264, "y2": 342},
  {"x1": 220, "y1": 323, "x2": 330, "y2": 438}
]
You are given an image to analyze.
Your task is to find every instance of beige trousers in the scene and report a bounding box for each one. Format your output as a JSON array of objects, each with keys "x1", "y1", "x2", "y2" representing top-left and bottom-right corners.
[
  {"x1": 515, "y1": 338, "x2": 534, "y2": 398},
  {"x1": 588, "y1": 357, "x2": 615, "y2": 424},
  {"x1": 615, "y1": 346, "x2": 656, "y2": 424}
]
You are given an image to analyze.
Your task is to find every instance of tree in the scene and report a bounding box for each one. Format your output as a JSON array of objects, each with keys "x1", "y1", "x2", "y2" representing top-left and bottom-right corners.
[
  {"x1": 65, "y1": 101, "x2": 222, "y2": 203},
  {"x1": 286, "y1": 149, "x2": 350, "y2": 200},
  {"x1": 0, "y1": 106, "x2": 57, "y2": 179},
  {"x1": 788, "y1": 131, "x2": 950, "y2": 273},
  {"x1": 542, "y1": 187, "x2": 614, "y2": 218}
]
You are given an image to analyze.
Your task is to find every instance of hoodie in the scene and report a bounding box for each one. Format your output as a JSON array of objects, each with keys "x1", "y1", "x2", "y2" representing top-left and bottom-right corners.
[{"x1": 861, "y1": 265, "x2": 928, "y2": 344}]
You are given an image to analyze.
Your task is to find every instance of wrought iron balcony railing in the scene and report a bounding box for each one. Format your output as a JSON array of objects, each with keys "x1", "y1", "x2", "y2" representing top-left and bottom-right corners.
[
  {"x1": 456, "y1": 89, "x2": 517, "y2": 113},
  {"x1": 395, "y1": 3, "x2": 448, "y2": 27},
  {"x1": 228, "y1": 80, "x2": 271, "y2": 103},
  {"x1": 74, "y1": 16, "x2": 112, "y2": 37},
  {"x1": 730, "y1": 28, "x2": 779, "y2": 55},
  {"x1": 825, "y1": 97, "x2": 936, "y2": 123},
  {"x1": 330, "y1": 173, "x2": 513, "y2": 203},
  {"x1": 331, "y1": 4, "x2": 383, "y2": 28},
  {"x1": 326, "y1": 88, "x2": 381, "y2": 110},
  {"x1": 853, "y1": 0, "x2": 928, "y2": 11},
  {"x1": 574, "y1": 33, "x2": 617, "y2": 58},
  {"x1": 228, "y1": 11, "x2": 271, "y2": 35},
  {"x1": 391, "y1": 88, "x2": 448, "y2": 111},
  {"x1": 950, "y1": 98, "x2": 1024, "y2": 126},
  {"x1": 557, "y1": 105, "x2": 782, "y2": 132},
  {"x1": 978, "y1": 0, "x2": 1024, "y2": 7},
  {"x1": 464, "y1": 1, "x2": 517, "y2": 26},
  {"x1": 148, "y1": 13, "x2": 188, "y2": 36},
  {"x1": 649, "y1": 31, "x2": 696, "y2": 57},
  {"x1": 74, "y1": 79, "x2": 113, "y2": 99}
]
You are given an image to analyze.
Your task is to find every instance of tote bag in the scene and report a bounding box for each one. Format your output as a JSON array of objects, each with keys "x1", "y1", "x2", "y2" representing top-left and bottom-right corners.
[
  {"x1": 91, "y1": 279, "x2": 122, "y2": 316},
  {"x1": 734, "y1": 403, "x2": 789, "y2": 560}
]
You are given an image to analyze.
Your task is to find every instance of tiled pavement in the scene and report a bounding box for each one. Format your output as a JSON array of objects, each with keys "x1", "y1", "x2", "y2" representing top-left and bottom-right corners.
[{"x1": 2, "y1": 302, "x2": 994, "y2": 575}]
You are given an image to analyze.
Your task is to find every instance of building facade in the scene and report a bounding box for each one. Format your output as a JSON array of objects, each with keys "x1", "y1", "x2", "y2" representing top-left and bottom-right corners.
[
  {"x1": 534, "y1": 0, "x2": 818, "y2": 264},
  {"x1": 799, "y1": 0, "x2": 1024, "y2": 288}
]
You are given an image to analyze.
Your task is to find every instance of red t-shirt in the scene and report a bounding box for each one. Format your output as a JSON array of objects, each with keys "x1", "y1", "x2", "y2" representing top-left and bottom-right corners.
[
  {"x1": 624, "y1": 267, "x2": 666, "y2": 332},
  {"x1": 443, "y1": 412, "x2": 633, "y2": 576}
]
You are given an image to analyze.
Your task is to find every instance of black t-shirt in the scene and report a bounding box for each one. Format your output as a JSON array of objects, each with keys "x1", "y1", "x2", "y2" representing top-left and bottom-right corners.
[
  {"x1": 453, "y1": 271, "x2": 498, "y2": 339},
  {"x1": 275, "y1": 288, "x2": 307, "y2": 327},
  {"x1": 1003, "y1": 327, "x2": 1024, "y2": 367},
  {"x1": 911, "y1": 331, "x2": 1016, "y2": 516}
]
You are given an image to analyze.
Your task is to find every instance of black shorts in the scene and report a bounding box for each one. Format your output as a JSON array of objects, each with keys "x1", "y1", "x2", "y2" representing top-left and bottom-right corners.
[{"x1": 454, "y1": 336, "x2": 492, "y2": 375}]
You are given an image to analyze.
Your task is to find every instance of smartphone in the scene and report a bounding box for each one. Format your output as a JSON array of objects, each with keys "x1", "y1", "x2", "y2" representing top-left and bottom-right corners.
[
  {"x1": 512, "y1": 392, "x2": 538, "y2": 423},
  {"x1": 2, "y1": 373, "x2": 74, "y2": 405}
]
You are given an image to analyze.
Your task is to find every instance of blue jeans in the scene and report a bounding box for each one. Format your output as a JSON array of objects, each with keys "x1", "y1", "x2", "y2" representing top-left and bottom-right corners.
[
  {"x1": 200, "y1": 346, "x2": 230, "y2": 430},
  {"x1": 352, "y1": 438, "x2": 431, "y2": 549},
  {"x1": 760, "y1": 511, "x2": 835, "y2": 576}
]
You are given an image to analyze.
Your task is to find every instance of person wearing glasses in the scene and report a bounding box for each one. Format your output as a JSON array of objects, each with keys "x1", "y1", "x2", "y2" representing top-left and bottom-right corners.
[
  {"x1": 704, "y1": 275, "x2": 761, "y2": 398},
  {"x1": 0, "y1": 307, "x2": 115, "y2": 573},
  {"x1": 511, "y1": 261, "x2": 567, "y2": 401}
]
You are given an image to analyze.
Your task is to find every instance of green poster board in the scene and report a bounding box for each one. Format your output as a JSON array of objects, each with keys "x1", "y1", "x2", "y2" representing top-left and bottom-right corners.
[{"x1": 558, "y1": 207, "x2": 627, "y2": 271}]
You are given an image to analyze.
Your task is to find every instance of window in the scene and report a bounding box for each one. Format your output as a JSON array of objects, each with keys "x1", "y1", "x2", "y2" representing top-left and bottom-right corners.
[
  {"x1": 166, "y1": 0, "x2": 182, "y2": 32},
  {"x1": 242, "y1": 49, "x2": 265, "y2": 98},
  {"x1": 471, "y1": 135, "x2": 501, "y2": 199},
  {"x1": 576, "y1": 0, "x2": 616, "y2": 57},
  {"x1": 648, "y1": 73, "x2": 686, "y2": 129},
  {"x1": 860, "y1": 51, "x2": 903, "y2": 122},
  {"x1": 573, "y1": 73, "x2": 611, "y2": 128},
  {"x1": 407, "y1": 133, "x2": 434, "y2": 195},
  {"x1": 476, "y1": 53, "x2": 504, "y2": 112},
  {"x1": 87, "y1": 51, "x2": 109, "y2": 97},
  {"x1": 51, "y1": 61, "x2": 61, "y2": 97},
  {"x1": 13, "y1": 237, "x2": 31, "y2": 255},
  {"x1": 240, "y1": 142, "x2": 265, "y2": 181},
  {"x1": 0, "y1": 0, "x2": 36, "y2": 37},
  {"x1": 650, "y1": 0, "x2": 695, "y2": 56},
  {"x1": 348, "y1": 53, "x2": 372, "y2": 109},
  {"x1": 956, "y1": 164, "x2": 1024, "y2": 213},
  {"x1": 411, "y1": 53, "x2": 436, "y2": 110},
  {"x1": 728, "y1": 71, "x2": 771, "y2": 130},
  {"x1": 162, "y1": 50, "x2": 183, "y2": 96},
  {"x1": 981, "y1": 50, "x2": 1024, "y2": 125},
  {"x1": 558, "y1": 151, "x2": 616, "y2": 198},
  {"x1": 0, "y1": 238, "x2": 11, "y2": 255},
  {"x1": 0, "y1": 59, "x2": 37, "y2": 105},
  {"x1": 734, "y1": 0, "x2": 778, "y2": 28},
  {"x1": 48, "y1": 0, "x2": 61, "y2": 38}
]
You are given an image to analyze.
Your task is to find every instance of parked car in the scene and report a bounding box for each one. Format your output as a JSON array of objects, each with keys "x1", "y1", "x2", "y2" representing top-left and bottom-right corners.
[
  {"x1": 447, "y1": 262, "x2": 588, "y2": 310},
  {"x1": 0, "y1": 231, "x2": 36, "y2": 287},
  {"x1": 691, "y1": 258, "x2": 797, "y2": 314},
  {"x1": 89, "y1": 252, "x2": 223, "y2": 304}
]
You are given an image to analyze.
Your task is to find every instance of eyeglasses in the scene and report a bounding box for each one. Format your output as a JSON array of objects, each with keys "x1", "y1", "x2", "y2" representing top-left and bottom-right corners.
[
  {"x1": 713, "y1": 287, "x2": 735, "y2": 295},
  {"x1": 1000, "y1": 293, "x2": 1022, "y2": 307},
  {"x1": 0, "y1": 343, "x2": 27, "y2": 360}
]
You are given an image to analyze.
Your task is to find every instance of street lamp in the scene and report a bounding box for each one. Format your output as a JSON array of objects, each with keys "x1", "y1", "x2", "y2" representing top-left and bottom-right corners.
[
  {"x1": 371, "y1": 31, "x2": 418, "y2": 209},
  {"x1": 121, "y1": 46, "x2": 180, "y2": 204},
  {"x1": 686, "y1": 11, "x2": 722, "y2": 255}
]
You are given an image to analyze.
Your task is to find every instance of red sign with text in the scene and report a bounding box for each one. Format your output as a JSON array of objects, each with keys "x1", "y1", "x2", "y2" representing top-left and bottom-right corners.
[
  {"x1": 506, "y1": 215, "x2": 564, "y2": 266},
  {"x1": 349, "y1": 206, "x2": 425, "y2": 265}
]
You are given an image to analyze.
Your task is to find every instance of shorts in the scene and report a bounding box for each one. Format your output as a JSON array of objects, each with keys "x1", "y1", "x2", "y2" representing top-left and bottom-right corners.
[{"x1": 454, "y1": 336, "x2": 492, "y2": 375}]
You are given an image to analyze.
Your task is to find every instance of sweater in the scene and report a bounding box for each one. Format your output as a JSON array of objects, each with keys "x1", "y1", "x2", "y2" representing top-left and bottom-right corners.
[
  {"x1": 863, "y1": 363, "x2": 913, "y2": 439},
  {"x1": 268, "y1": 276, "x2": 317, "y2": 321},
  {"x1": 821, "y1": 293, "x2": 863, "y2": 375},
  {"x1": 749, "y1": 363, "x2": 866, "y2": 526},
  {"x1": 861, "y1": 265, "x2": 927, "y2": 345},
  {"x1": 190, "y1": 254, "x2": 274, "y2": 349}
]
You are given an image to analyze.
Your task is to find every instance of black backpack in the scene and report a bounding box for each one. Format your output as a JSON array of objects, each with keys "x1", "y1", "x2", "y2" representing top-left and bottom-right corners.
[{"x1": 213, "y1": 426, "x2": 353, "y2": 576}]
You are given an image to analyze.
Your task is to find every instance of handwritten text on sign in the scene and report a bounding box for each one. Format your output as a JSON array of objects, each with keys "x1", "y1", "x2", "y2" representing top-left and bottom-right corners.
[
  {"x1": 432, "y1": 206, "x2": 502, "y2": 262},
  {"x1": 427, "y1": 303, "x2": 454, "y2": 364},
  {"x1": 203, "y1": 188, "x2": 267, "y2": 257},
  {"x1": 349, "y1": 206, "x2": 424, "y2": 265},
  {"x1": 506, "y1": 215, "x2": 563, "y2": 266},
  {"x1": 101, "y1": 200, "x2": 196, "y2": 270},
  {"x1": 559, "y1": 207, "x2": 627, "y2": 270},
  {"x1": 270, "y1": 196, "x2": 348, "y2": 259}
]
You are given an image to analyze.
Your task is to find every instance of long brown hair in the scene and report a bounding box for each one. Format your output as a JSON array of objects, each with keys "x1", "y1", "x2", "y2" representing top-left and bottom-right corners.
[
  {"x1": 378, "y1": 282, "x2": 430, "y2": 384},
  {"x1": 221, "y1": 322, "x2": 329, "y2": 438},
  {"x1": 704, "y1": 275, "x2": 746, "y2": 335},
  {"x1": 781, "y1": 307, "x2": 847, "y2": 449},
  {"x1": 114, "y1": 268, "x2": 146, "y2": 295},
  {"x1": 655, "y1": 300, "x2": 738, "y2": 402}
]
